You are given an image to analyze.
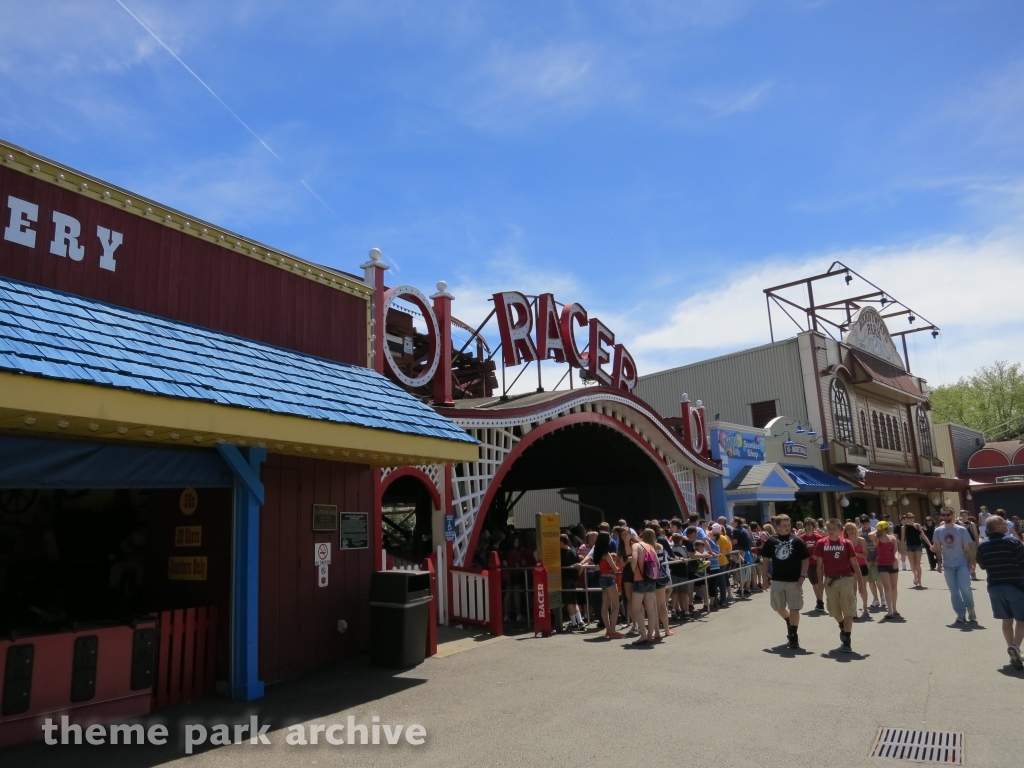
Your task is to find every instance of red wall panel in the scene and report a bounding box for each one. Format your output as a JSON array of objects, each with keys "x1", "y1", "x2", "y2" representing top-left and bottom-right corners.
[
  {"x1": 0, "y1": 164, "x2": 367, "y2": 366},
  {"x1": 258, "y1": 454, "x2": 374, "y2": 684}
]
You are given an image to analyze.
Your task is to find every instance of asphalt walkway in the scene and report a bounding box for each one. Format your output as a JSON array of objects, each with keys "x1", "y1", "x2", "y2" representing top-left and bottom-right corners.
[{"x1": 3, "y1": 566, "x2": 1021, "y2": 767}]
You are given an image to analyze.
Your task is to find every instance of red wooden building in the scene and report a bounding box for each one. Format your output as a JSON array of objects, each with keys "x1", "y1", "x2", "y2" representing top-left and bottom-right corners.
[{"x1": 0, "y1": 138, "x2": 476, "y2": 746}]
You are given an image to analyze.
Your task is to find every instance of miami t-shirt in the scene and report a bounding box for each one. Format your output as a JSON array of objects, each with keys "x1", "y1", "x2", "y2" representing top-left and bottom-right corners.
[{"x1": 812, "y1": 537, "x2": 857, "y2": 578}]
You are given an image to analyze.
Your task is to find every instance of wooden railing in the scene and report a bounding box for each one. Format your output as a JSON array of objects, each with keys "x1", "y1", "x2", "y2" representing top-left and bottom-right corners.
[{"x1": 154, "y1": 606, "x2": 218, "y2": 708}]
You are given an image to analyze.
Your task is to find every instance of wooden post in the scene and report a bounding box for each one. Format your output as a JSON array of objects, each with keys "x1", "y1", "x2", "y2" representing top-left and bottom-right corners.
[
  {"x1": 432, "y1": 282, "x2": 455, "y2": 406},
  {"x1": 487, "y1": 550, "x2": 504, "y2": 636}
]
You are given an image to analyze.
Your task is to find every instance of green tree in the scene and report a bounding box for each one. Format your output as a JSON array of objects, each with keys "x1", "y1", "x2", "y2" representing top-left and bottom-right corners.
[{"x1": 930, "y1": 360, "x2": 1024, "y2": 439}]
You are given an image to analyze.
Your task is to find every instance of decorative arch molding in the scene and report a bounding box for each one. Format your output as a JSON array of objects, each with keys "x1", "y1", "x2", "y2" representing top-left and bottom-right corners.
[
  {"x1": 379, "y1": 465, "x2": 442, "y2": 509},
  {"x1": 967, "y1": 448, "x2": 1012, "y2": 469},
  {"x1": 440, "y1": 389, "x2": 720, "y2": 566},
  {"x1": 456, "y1": 413, "x2": 687, "y2": 566}
]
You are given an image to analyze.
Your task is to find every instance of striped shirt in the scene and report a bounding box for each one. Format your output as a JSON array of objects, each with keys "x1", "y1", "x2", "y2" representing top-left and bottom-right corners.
[{"x1": 976, "y1": 534, "x2": 1024, "y2": 591}]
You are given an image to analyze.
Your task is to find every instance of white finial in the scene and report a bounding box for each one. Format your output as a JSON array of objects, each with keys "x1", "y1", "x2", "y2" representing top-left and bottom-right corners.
[
  {"x1": 368, "y1": 247, "x2": 382, "y2": 262},
  {"x1": 696, "y1": 399, "x2": 703, "y2": 407},
  {"x1": 680, "y1": 393, "x2": 690, "y2": 403},
  {"x1": 431, "y1": 280, "x2": 453, "y2": 300}
]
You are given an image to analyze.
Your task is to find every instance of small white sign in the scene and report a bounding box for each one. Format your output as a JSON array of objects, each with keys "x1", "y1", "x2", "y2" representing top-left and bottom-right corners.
[
  {"x1": 318, "y1": 564, "x2": 329, "y2": 588},
  {"x1": 314, "y1": 542, "x2": 332, "y2": 566}
]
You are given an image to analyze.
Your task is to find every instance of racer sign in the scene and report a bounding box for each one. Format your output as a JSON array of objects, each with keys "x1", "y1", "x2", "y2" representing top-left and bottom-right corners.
[
  {"x1": 533, "y1": 562, "x2": 552, "y2": 638},
  {"x1": 492, "y1": 291, "x2": 637, "y2": 391}
]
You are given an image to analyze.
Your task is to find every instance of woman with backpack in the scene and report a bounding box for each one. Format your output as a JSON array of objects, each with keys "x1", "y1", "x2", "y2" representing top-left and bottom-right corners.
[{"x1": 629, "y1": 530, "x2": 660, "y2": 644}]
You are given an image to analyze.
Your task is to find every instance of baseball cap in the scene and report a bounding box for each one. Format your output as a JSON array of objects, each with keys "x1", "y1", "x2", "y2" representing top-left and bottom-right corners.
[
  {"x1": 859, "y1": 515, "x2": 869, "y2": 523},
  {"x1": 876, "y1": 521, "x2": 890, "y2": 531},
  {"x1": 711, "y1": 523, "x2": 723, "y2": 533}
]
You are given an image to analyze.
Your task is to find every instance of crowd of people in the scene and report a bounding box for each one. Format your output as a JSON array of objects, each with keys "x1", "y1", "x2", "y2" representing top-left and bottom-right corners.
[
  {"x1": 486, "y1": 505, "x2": 1024, "y2": 668},
  {"x1": 494, "y1": 514, "x2": 764, "y2": 644}
]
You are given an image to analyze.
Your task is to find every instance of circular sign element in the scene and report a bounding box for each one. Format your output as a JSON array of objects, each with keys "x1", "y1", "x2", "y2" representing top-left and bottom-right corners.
[
  {"x1": 180, "y1": 487, "x2": 198, "y2": 516},
  {"x1": 381, "y1": 285, "x2": 441, "y2": 388},
  {"x1": 318, "y1": 543, "x2": 329, "y2": 561}
]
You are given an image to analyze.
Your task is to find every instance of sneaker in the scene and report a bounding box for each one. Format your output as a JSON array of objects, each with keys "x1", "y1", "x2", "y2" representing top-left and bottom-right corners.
[
  {"x1": 869, "y1": 599, "x2": 880, "y2": 609},
  {"x1": 955, "y1": 615, "x2": 966, "y2": 624},
  {"x1": 1008, "y1": 645, "x2": 1024, "y2": 670},
  {"x1": 605, "y1": 631, "x2": 626, "y2": 639},
  {"x1": 815, "y1": 600, "x2": 825, "y2": 611},
  {"x1": 841, "y1": 633, "x2": 852, "y2": 653},
  {"x1": 967, "y1": 609, "x2": 977, "y2": 622}
]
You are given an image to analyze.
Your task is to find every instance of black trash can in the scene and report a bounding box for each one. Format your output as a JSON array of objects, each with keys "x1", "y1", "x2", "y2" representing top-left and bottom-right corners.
[{"x1": 369, "y1": 570, "x2": 433, "y2": 668}]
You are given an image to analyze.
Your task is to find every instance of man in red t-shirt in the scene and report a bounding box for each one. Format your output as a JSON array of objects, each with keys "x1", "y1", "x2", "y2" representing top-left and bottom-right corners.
[
  {"x1": 800, "y1": 518, "x2": 826, "y2": 612},
  {"x1": 813, "y1": 519, "x2": 864, "y2": 653}
]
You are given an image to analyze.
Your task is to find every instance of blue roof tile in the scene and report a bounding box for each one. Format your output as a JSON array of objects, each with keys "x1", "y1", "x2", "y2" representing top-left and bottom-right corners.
[{"x1": 0, "y1": 276, "x2": 475, "y2": 447}]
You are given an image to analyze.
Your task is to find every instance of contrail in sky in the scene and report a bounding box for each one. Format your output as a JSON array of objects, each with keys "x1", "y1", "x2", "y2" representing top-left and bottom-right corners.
[{"x1": 116, "y1": 0, "x2": 337, "y2": 217}]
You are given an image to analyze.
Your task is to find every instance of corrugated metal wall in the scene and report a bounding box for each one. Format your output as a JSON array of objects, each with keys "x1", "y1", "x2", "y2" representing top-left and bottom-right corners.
[
  {"x1": 512, "y1": 489, "x2": 580, "y2": 529},
  {"x1": 634, "y1": 338, "x2": 808, "y2": 426},
  {"x1": 0, "y1": 164, "x2": 367, "y2": 366},
  {"x1": 259, "y1": 453, "x2": 374, "y2": 684},
  {"x1": 947, "y1": 423, "x2": 985, "y2": 475}
]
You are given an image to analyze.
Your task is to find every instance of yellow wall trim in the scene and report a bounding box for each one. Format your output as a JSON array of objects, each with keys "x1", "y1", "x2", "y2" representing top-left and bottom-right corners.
[{"x1": 0, "y1": 372, "x2": 479, "y2": 466}]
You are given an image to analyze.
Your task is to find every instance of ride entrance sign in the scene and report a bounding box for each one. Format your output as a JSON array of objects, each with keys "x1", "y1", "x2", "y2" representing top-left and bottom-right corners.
[{"x1": 536, "y1": 513, "x2": 562, "y2": 609}]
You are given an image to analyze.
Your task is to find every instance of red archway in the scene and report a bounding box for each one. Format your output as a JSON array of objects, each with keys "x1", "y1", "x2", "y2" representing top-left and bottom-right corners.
[
  {"x1": 379, "y1": 466, "x2": 441, "y2": 509},
  {"x1": 462, "y1": 411, "x2": 688, "y2": 562}
]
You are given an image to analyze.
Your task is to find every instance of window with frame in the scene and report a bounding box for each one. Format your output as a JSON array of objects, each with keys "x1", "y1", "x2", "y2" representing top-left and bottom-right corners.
[
  {"x1": 903, "y1": 422, "x2": 911, "y2": 453},
  {"x1": 829, "y1": 379, "x2": 855, "y2": 443},
  {"x1": 916, "y1": 407, "x2": 934, "y2": 457},
  {"x1": 893, "y1": 418, "x2": 902, "y2": 451},
  {"x1": 872, "y1": 411, "x2": 882, "y2": 448},
  {"x1": 885, "y1": 415, "x2": 896, "y2": 451},
  {"x1": 860, "y1": 411, "x2": 869, "y2": 447}
]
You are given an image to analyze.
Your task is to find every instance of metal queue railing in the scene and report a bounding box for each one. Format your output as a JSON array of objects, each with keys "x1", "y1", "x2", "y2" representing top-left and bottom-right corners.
[{"x1": 494, "y1": 552, "x2": 764, "y2": 632}]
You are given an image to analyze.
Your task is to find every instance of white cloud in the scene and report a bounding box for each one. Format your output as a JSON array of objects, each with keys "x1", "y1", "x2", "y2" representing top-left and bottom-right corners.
[
  {"x1": 626, "y1": 231, "x2": 1024, "y2": 387},
  {"x1": 697, "y1": 79, "x2": 774, "y2": 117},
  {"x1": 455, "y1": 42, "x2": 634, "y2": 131}
]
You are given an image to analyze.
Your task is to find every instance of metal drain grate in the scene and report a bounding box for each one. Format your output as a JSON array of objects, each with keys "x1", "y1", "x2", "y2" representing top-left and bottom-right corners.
[{"x1": 871, "y1": 728, "x2": 963, "y2": 764}]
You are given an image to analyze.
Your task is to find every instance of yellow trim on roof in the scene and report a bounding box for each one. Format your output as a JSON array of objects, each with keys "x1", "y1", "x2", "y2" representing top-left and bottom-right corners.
[
  {"x1": 0, "y1": 138, "x2": 371, "y2": 300},
  {"x1": 0, "y1": 373, "x2": 478, "y2": 466}
]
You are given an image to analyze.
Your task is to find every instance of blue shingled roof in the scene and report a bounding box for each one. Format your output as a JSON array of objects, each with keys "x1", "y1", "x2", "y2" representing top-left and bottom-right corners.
[{"x1": 0, "y1": 276, "x2": 477, "y2": 446}]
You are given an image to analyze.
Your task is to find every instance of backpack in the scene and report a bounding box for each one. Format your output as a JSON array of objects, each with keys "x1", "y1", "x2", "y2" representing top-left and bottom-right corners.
[{"x1": 641, "y1": 544, "x2": 660, "y2": 580}]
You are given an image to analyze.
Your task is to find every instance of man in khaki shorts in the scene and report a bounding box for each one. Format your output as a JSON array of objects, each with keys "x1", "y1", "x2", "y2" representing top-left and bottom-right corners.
[
  {"x1": 760, "y1": 515, "x2": 810, "y2": 650},
  {"x1": 813, "y1": 519, "x2": 864, "y2": 653}
]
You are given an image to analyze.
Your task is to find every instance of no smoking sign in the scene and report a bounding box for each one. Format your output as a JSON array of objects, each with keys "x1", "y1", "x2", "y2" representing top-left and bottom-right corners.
[{"x1": 314, "y1": 543, "x2": 331, "y2": 588}]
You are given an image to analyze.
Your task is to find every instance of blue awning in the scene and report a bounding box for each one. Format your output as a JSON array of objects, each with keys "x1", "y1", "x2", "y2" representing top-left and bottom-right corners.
[
  {"x1": 0, "y1": 434, "x2": 233, "y2": 489},
  {"x1": 782, "y1": 464, "x2": 853, "y2": 493}
]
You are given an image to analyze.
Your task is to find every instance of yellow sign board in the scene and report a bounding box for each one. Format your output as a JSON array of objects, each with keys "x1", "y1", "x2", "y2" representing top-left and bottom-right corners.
[
  {"x1": 168, "y1": 556, "x2": 208, "y2": 581},
  {"x1": 174, "y1": 526, "x2": 202, "y2": 547},
  {"x1": 536, "y1": 513, "x2": 562, "y2": 608}
]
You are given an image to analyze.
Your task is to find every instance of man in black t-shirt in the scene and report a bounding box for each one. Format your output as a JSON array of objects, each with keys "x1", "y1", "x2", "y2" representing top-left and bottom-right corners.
[{"x1": 760, "y1": 514, "x2": 810, "y2": 649}]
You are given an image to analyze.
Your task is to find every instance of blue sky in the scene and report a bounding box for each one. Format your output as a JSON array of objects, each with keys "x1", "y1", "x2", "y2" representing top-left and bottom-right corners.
[{"x1": 2, "y1": 1, "x2": 1022, "y2": 389}]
